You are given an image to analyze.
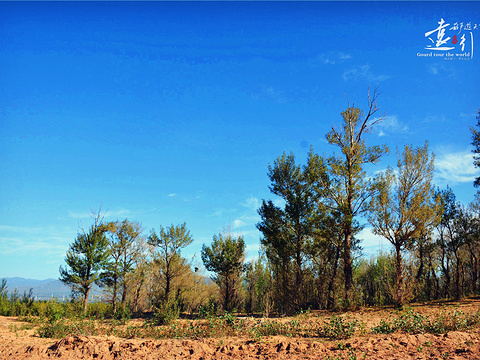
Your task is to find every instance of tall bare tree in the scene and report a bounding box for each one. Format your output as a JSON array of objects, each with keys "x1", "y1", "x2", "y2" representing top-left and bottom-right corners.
[
  {"x1": 317, "y1": 89, "x2": 389, "y2": 305},
  {"x1": 368, "y1": 142, "x2": 441, "y2": 305},
  {"x1": 148, "y1": 223, "x2": 193, "y2": 302},
  {"x1": 102, "y1": 219, "x2": 143, "y2": 313}
]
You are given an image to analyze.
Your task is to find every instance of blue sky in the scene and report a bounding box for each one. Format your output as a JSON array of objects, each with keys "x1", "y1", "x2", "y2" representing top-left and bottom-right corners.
[{"x1": 1, "y1": 1, "x2": 479, "y2": 280}]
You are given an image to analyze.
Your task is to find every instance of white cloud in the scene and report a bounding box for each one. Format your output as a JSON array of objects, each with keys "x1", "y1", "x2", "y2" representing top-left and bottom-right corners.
[
  {"x1": 342, "y1": 64, "x2": 390, "y2": 82},
  {"x1": 252, "y1": 86, "x2": 288, "y2": 103},
  {"x1": 233, "y1": 219, "x2": 245, "y2": 229},
  {"x1": 435, "y1": 149, "x2": 480, "y2": 185},
  {"x1": 104, "y1": 208, "x2": 131, "y2": 218},
  {"x1": 376, "y1": 115, "x2": 409, "y2": 136},
  {"x1": 241, "y1": 196, "x2": 260, "y2": 210},
  {"x1": 318, "y1": 51, "x2": 352, "y2": 65},
  {"x1": 422, "y1": 114, "x2": 448, "y2": 124},
  {"x1": 67, "y1": 211, "x2": 92, "y2": 219},
  {"x1": 0, "y1": 225, "x2": 74, "y2": 256},
  {"x1": 168, "y1": 193, "x2": 176, "y2": 197},
  {"x1": 232, "y1": 215, "x2": 260, "y2": 230},
  {"x1": 356, "y1": 227, "x2": 391, "y2": 257},
  {"x1": 427, "y1": 63, "x2": 456, "y2": 77}
]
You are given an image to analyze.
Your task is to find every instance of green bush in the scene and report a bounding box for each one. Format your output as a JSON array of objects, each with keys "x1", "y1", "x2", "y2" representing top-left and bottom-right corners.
[
  {"x1": 320, "y1": 315, "x2": 358, "y2": 339},
  {"x1": 371, "y1": 319, "x2": 396, "y2": 334},
  {"x1": 150, "y1": 298, "x2": 180, "y2": 325},
  {"x1": 197, "y1": 300, "x2": 217, "y2": 319}
]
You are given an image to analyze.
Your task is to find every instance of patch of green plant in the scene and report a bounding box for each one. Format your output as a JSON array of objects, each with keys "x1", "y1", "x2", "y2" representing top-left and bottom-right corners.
[
  {"x1": 197, "y1": 300, "x2": 217, "y2": 319},
  {"x1": 371, "y1": 319, "x2": 396, "y2": 334},
  {"x1": 149, "y1": 298, "x2": 180, "y2": 326},
  {"x1": 393, "y1": 308, "x2": 428, "y2": 333},
  {"x1": 319, "y1": 315, "x2": 358, "y2": 339}
]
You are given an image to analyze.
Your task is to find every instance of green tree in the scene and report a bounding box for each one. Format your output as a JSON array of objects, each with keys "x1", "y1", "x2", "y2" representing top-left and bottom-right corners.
[
  {"x1": 201, "y1": 231, "x2": 246, "y2": 312},
  {"x1": 244, "y1": 256, "x2": 274, "y2": 316},
  {"x1": 59, "y1": 211, "x2": 110, "y2": 313},
  {"x1": 368, "y1": 142, "x2": 441, "y2": 305},
  {"x1": 316, "y1": 89, "x2": 389, "y2": 306},
  {"x1": 470, "y1": 109, "x2": 480, "y2": 187},
  {"x1": 435, "y1": 186, "x2": 458, "y2": 298},
  {"x1": 257, "y1": 152, "x2": 319, "y2": 312},
  {"x1": 101, "y1": 219, "x2": 143, "y2": 313},
  {"x1": 148, "y1": 223, "x2": 193, "y2": 302}
]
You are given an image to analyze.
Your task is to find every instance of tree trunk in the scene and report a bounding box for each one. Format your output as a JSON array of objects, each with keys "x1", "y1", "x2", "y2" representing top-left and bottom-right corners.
[
  {"x1": 121, "y1": 280, "x2": 127, "y2": 305},
  {"x1": 224, "y1": 275, "x2": 230, "y2": 312},
  {"x1": 394, "y1": 243, "x2": 403, "y2": 306},
  {"x1": 343, "y1": 228, "x2": 353, "y2": 307},
  {"x1": 469, "y1": 244, "x2": 478, "y2": 294},
  {"x1": 440, "y1": 241, "x2": 450, "y2": 298},
  {"x1": 84, "y1": 287, "x2": 90, "y2": 314},
  {"x1": 327, "y1": 245, "x2": 340, "y2": 309},
  {"x1": 416, "y1": 244, "x2": 424, "y2": 281},
  {"x1": 455, "y1": 251, "x2": 461, "y2": 300},
  {"x1": 112, "y1": 278, "x2": 118, "y2": 314},
  {"x1": 295, "y1": 232, "x2": 303, "y2": 310}
]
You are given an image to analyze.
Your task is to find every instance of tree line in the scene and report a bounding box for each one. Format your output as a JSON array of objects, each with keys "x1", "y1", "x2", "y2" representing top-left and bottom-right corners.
[{"x1": 59, "y1": 91, "x2": 480, "y2": 317}]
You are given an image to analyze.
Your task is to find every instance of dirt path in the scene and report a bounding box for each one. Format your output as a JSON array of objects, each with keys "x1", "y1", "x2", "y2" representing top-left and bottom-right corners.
[{"x1": 1, "y1": 303, "x2": 480, "y2": 360}]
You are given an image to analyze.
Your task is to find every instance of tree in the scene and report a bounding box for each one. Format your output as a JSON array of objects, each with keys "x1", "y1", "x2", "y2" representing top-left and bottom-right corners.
[
  {"x1": 201, "y1": 231, "x2": 246, "y2": 312},
  {"x1": 257, "y1": 152, "x2": 319, "y2": 312},
  {"x1": 368, "y1": 142, "x2": 441, "y2": 305},
  {"x1": 316, "y1": 89, "x2": 389, "y2": 305},
  {"x1": 101, "y1": 219, "x2": 143, "y2": 313},
  {"x1": 148, "y1": 223, "x2": 193, "y2": 302},
  {"x1": 59, "y1": 211, "x2": 110, "y2": 313},
  {"x1": 435, "y1": 186, "x2": 458, "y2": 298},
  {"x1": 470, "y1": 109, "x2": 480, "y2": 187}
]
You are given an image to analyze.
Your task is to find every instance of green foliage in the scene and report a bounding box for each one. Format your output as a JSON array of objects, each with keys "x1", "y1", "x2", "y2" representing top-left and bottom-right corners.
[
  {"x1": 59, "y1": 211, "x2": 111, "y2": 312},
  {"x1": 148, "y1": 222, "x2": 193, "y2": 302},
  {"x1": 101, "y1": 219, "x2": 143, "y2": 312},
  {"x1": 371, "y1": 318, "x2": 396, "y2": 334},
  {"x1": 320, "y1": 315, "x2": 358, "y2": 339},
  {"x1": 470, "y1": 109, "x2": 480, "y2": 187},
  {"x1": 197, "y1": 300, "x2": 217, "y2": 319},
  {"x1": 368, "y1": 142, "x2": 440, "y2": 306},
  {"x1": 356, "y1": 252, "x2": 395, "y2": 306},
  {"x1": 201, "y1": 231, "x2": 246, "y2": 312},
  {"x1": 150, "y1": 298, "x2": 180, "y2": 326},
  {"x1": 370, "y1": 308, "x2": 480, "y2": 335}
]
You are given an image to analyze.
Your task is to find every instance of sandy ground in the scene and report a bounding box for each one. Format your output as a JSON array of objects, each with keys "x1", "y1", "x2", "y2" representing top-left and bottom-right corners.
[{"x1": 1, "y1": 300, "x2": 480, "y2": 359}]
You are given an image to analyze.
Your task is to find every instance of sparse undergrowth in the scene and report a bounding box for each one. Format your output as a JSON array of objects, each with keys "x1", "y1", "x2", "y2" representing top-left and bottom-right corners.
[
  {"x1": 371, "y1": 307, "x2": 480, "y2": 335},
  {"x1": 25, "y1": 305, "x2": 480, "y2": 341}
]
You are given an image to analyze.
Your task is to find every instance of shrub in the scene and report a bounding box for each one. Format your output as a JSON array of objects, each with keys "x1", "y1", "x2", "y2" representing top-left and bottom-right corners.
[
  {"x1": 150, "y1": 298, "x2": 180, "y2": 325},
  {"x1": 320, "y1": 315, "x2": 358, "y2": 339},
  {"x1": 371, "y1": 319, "x2": 396, "y2": 334}
]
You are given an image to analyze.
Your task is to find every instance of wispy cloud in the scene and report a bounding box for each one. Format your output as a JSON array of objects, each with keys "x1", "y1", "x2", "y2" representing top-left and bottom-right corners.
[
  {"x1": 168, "y1": 193, "x2": 177, "y2": 197},
  {"x1": 233, "y1": 219, "x2": 246, "y2": 229},
  {"x1": 252, "y1": 86, "x2": 288, "y2": 103},
  {"x1": 356, "y1": 227, "x2": 391, "y2": 257},
  {"x1": 241, "y1": 196, "x2": 260, "y2": 210},
  {"x1": 342, "y1": 64, "x2": 390, "y2": 82},
  {"x1": 317, "y1": 51, "x2": 352, "y2": 65},
  {"x1": 422, "y1": 114, "x2": 448, "y2": 124},
  {"x1": 427, "y1": 63, "x2": 456, "y2": 77},
  {"x1": 232, "y1": 215, "x2": 259, "y2": 230},
  {"x1": 67, "y1": 211, "x2": 92, "y2": 220},
  {"x1": 376, "y1": 115, "x2": 409, "y2": 137},
  {"x1": 435, "y1": 148, "x2": 480, "y2": 185},
  {"x1": 0, "y1": 225, "x2": 74, "y2": 256}
]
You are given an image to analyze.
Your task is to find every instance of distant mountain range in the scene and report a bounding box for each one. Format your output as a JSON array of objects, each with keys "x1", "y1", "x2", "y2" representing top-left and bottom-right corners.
[{"x1": 2, "y1": 277, "x2": 105, "y2": 301}]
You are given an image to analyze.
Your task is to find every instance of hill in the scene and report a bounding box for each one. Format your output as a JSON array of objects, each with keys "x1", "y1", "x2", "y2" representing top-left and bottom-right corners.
[{"x1": 2, "y1": 277, "x2": 104, "y2": 301}]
